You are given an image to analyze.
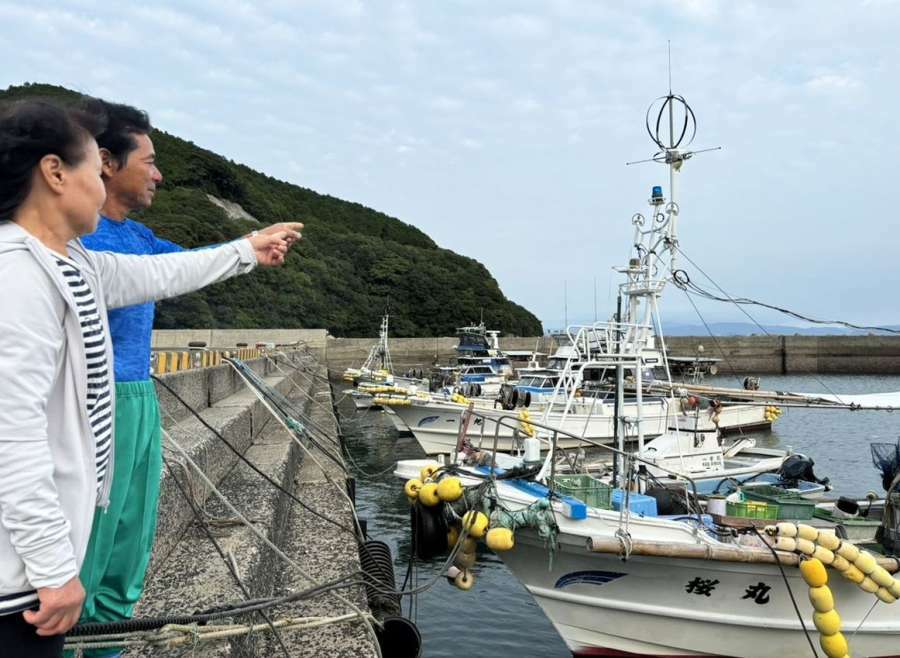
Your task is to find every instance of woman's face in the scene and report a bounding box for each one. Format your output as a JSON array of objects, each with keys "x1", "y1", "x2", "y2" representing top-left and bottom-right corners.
[{"x1": 61, "y1": 138, "x2": 107, "y2": 237}]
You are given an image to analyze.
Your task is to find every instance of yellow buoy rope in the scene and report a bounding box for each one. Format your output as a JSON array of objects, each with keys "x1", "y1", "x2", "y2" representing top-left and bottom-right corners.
[
  {"x1": 766, "y1": 522, "x2": 900, "y2": 657},
  {"x1": 801, "y1": 557, "x2": 848, "y2": 658}
]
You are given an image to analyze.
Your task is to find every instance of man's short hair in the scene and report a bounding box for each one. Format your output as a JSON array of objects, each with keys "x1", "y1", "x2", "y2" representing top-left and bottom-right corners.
[{"x1": 80, "y1": 97, "x2": 152, "y2": 168}]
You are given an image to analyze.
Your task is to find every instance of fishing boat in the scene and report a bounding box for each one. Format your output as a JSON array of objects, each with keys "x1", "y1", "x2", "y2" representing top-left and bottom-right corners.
[
  {"x1": 454, "y1": 322, "x2": 514, "y2": 377},
  {"x1": 394, "y1": 408, "x2": 898, "y2": 657},
  {"x1": 342, "y1": 314, "x2": 427, "y2": 409},
  {"x1": 390, "y1": 87, "x2": 900, "y2": 658}
]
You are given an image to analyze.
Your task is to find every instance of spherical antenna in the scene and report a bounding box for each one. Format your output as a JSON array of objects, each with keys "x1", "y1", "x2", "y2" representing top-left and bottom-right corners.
[{"x1": 645, "y1": 94, "x2": 696, "y2": 151}]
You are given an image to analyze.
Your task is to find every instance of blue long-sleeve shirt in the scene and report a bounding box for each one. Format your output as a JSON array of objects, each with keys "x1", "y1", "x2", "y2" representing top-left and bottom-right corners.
[{"x1": 81, "y1": 216, "x2": 184, "y2": 382}]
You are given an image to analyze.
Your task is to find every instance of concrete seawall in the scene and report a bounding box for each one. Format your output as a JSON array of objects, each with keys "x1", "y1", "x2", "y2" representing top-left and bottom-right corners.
[
  {"x1": 323, "y1": 335, "x2": 900, "y2": 375},
  {"x1": 149, "y1": 330, "x2": 900, "y2": 374},
  {"x1": 111, "y1": 351, "x2": 379, "y2": 657}
]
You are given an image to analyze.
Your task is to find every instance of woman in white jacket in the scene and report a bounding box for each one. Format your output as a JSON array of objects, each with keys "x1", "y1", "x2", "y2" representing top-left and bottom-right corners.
[{"x1": 0, "y1": 100, "x2": 293, "y2": 657}]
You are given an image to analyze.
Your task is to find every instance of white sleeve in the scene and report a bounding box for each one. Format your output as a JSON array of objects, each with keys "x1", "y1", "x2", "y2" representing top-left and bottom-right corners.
[
  {"x1": 0, "y1": 256, "x2": 77, "y2": 588},
  {"x1": 88, "y1": 238, "x2": 257, "y2": 309}
]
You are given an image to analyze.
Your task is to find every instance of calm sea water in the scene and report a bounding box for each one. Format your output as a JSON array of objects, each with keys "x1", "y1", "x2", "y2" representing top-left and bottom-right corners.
[{"x1": 336, "y1": 374, "x2": 900, "y2": 657}]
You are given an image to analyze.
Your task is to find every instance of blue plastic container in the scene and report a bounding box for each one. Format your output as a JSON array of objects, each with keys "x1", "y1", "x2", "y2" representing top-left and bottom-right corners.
[{"x1": 611, "y1": 489, "x2": 658, "y2": 517}]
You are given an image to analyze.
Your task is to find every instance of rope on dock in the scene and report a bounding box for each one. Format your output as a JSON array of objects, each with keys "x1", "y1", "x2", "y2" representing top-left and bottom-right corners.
[{"x1": 66, "y1": 613, "x2": 375, "y2": 651}]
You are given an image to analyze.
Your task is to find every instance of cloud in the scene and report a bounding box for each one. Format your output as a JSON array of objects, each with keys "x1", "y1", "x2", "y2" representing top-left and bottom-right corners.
[
  {"x1": 429, "y1": 96, "x2": 464, "y2": 113},
  {"x1": 804, "y1": 73, "x2": 862, "y2": 93},
  {"x1": 486, "y1": 13, "x2": 550, "y2": 40},
  {"x1": 512, "y1": 97, "x2": 542, "y2": 114}
]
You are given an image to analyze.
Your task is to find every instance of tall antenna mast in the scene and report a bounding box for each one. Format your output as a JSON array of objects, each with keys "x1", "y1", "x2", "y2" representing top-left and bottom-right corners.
[
  {"x1": 626, "y1": 43, "x2": 721, "y2": 276},
  {"x1": 667, "y1": 40, "x2": 672, "y2": 95}
]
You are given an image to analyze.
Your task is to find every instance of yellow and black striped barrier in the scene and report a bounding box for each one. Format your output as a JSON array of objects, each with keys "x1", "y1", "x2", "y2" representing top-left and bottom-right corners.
[{"x1": 151, "y1": 347, "x2": 265, "y2": 374}]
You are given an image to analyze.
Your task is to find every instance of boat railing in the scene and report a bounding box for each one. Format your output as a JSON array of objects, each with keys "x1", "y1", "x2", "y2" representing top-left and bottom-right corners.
[
  {"x1": 454, "y1": 403, "x2": 706, "y2": 529},
  {"x1": 564, "y1": 320, "x2": 655, "y2": 360}
]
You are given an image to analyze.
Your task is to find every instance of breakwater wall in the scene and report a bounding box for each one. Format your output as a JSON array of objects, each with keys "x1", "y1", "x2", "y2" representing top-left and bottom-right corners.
[
  {"x1": 119, "y1": 350, "x2": 378, "y2": 657},
  {"x1": 149, "y1": 331, "x2": 900, "y2": 374},
  {"x1": 322, "y1": 335, "x2": 900, "y2": 375}
]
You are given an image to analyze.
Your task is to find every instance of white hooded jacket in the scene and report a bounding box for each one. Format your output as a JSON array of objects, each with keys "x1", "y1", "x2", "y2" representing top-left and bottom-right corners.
[{"x1": 0, "y1": 221, "x2": 257, "y2": 614}]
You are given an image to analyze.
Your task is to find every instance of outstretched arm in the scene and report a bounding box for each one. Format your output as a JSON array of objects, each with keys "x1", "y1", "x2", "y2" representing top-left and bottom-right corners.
[{"x1": 91, "y1": 232, "x2": 291, "y2": 309}]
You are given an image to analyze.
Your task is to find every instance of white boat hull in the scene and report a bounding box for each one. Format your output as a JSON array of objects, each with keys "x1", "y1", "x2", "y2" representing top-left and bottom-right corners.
[
  {"x1": 391, "y1": 400, "x2": 671, "y2": 456},
  {"x1": 502, "y1": 531, "x2": 900, "y2": 657},
  {"x1": 384, "y1": 407, "x2": 412, "y2": 434},
  {"x1": 670, "y1": 404, "x2": 770, "y2": 434}
]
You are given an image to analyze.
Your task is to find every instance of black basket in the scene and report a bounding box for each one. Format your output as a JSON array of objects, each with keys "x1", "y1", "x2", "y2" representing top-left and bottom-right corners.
[{"x1": 871, "y1": 440, "x2": 900, "y2": 492}]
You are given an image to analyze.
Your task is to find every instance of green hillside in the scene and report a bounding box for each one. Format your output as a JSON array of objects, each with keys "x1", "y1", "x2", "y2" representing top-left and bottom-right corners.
[{"x1": 1, "y1": 83, "x2": 542, "y2": 337}]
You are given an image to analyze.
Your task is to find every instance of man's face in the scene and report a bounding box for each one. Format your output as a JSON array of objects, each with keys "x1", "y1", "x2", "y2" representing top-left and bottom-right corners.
[{"x1": 103, "y1": 133, "x2": 163, "y2": 212}]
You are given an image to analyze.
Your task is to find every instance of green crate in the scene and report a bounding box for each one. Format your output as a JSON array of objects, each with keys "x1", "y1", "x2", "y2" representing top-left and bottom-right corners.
[
  {"x1": 743, "y1": 485, "x2": 816, "y2": 520},
  {"x1": 551, "y1": 474, "x2": 612, "y2": 509},
  {"x1": 726, "y1": 500, "x2": 779, "y2": 520}
]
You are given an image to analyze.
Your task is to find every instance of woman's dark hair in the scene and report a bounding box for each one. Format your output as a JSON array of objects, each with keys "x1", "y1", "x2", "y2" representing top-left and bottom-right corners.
[
  {"x1": 79, "y1": 97, "x2": 152, "y2": 168},
  {"x1": 0, "y1": 100, "x2": 106, "y2": 221}
]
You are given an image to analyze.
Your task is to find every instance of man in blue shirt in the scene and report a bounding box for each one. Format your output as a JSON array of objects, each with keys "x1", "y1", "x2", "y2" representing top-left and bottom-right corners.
[{"x1": 76, "y1": 98, "x2": 301, "y2": 657}]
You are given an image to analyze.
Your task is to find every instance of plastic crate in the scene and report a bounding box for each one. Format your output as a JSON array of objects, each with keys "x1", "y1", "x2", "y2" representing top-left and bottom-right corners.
[
  {"x1": 551, "y1": 474, "x2": 612, "y2": 509},
  {"x1": 611, "y1": 489, "x2": 658, "y2": 517},
  {"x1": 742, "y1": 485, "x2": 816, "y2": 520},
  {"x1": 726, "y1": 500, "x2": 779, "y2": 520}
]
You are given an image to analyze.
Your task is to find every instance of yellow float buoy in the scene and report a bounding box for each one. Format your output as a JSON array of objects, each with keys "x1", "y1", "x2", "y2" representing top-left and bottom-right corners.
[
  {"x1": 404, "y1": 478, "x2": 423, "y2": 499},
  {"x1": 418, "y1": 482, "x2": 441, "y2": 507},
  {"x1": 859, "y1": 577, "x2": 879, "y2": 594},
  {"x1": 437, "y1": 476, "x2": 464, "y2": 502},
  {"x1": 819, "y1": 631, "x2": 848, "y2": 658},
  {"x1": 796, "y1": 538, "x2": 816, "y2": 555},
  {"x1": 447, "y1": 526, "x2": 459, "y2": 547},
  {"x1": 817, "y1": 532, "x2": 841, "y2": 551},
  {"x1": 870, "y1": 565, "x2": 894, "y2": 588},
  {"x1": 841, "y1": 565, "x2": 865, "y2": 584},
  {"x1": 774, "y1": 536, "x2": 797, "y2": 552},
  {"x1": 462, "y1": 511, "x2": 489, "y2": 538},
  {"x1": 809, "y1": 585, "x2": 834, "y2": 613},
  {"x1": 813, "y1": 546, "x2": 835, "y2": 565},
  {"x1": 854, "y1": 551, "x2": 877, "y2": 575},
  {"x1": 888, "y1": 578, "x2": 900, "y2": 599},
  {"x1": 486, "y1": 527, "x2": 515, "y2": 552},
  {"x1": 837, "y1": 543, "x2": 860, "y2": 562},
  {"x1": 830, "y1": 555, "x2": 850, "y2": 572},
  {"x1": 800, "y1": 558, "x2": 828, "y2": 588},
  {"x1": 454, "y1": 569, "x2": 475, "y2": 591},
  {"x1": 813, "y1": 609, "x2": 842, "y2": 636},
  {"x1": 797, "y1": 524, "x2": 819, "y2": 541},
  {"x1": 775, "y1": 522, "x2": 798, "y2": 537},
  {"x1": 461, "y1": 537, "x2": 478, "y2": 554},
  {"x1": 877, "y1": 587, "x2": 897, "y2": 604},
  {"x1": 419, "y1": 463, "x2": 440, "y2": 481}
]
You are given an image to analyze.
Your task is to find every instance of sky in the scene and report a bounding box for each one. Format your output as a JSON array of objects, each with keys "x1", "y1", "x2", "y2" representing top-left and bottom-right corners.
[{"x1": 2, "y1": 0, "x2": 899, "y2": 332}]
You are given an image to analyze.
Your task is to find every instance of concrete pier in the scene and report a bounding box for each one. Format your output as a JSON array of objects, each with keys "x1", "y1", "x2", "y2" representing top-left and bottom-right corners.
[{"x1": 118, "y1": 351, "x2": 379, "y2": 657}]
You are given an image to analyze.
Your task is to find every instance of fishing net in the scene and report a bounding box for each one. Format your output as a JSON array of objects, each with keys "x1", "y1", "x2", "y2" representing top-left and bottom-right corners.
[{"x1": 870, "y1": 440, "x2": 900, "y2": 492}]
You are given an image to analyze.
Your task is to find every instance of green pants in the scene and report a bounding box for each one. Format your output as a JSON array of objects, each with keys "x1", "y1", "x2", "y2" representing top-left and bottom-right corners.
[{"x1": 72, "y1": 381, "x2": 162, "y2": 658}]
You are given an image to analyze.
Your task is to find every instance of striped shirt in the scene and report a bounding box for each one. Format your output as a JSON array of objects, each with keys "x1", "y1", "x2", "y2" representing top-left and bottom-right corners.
[
  {"x1": 54, "y1": 256, "x2": 113, "y2": 491},
  {"x1": 0, "y1": 258, "x2": 114, "y2": 617}
]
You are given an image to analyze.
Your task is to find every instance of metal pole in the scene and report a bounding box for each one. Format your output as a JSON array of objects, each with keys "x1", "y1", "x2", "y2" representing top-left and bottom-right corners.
[{"x1": 613, "y1": 293, "x2": 623, "y2": 487}]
